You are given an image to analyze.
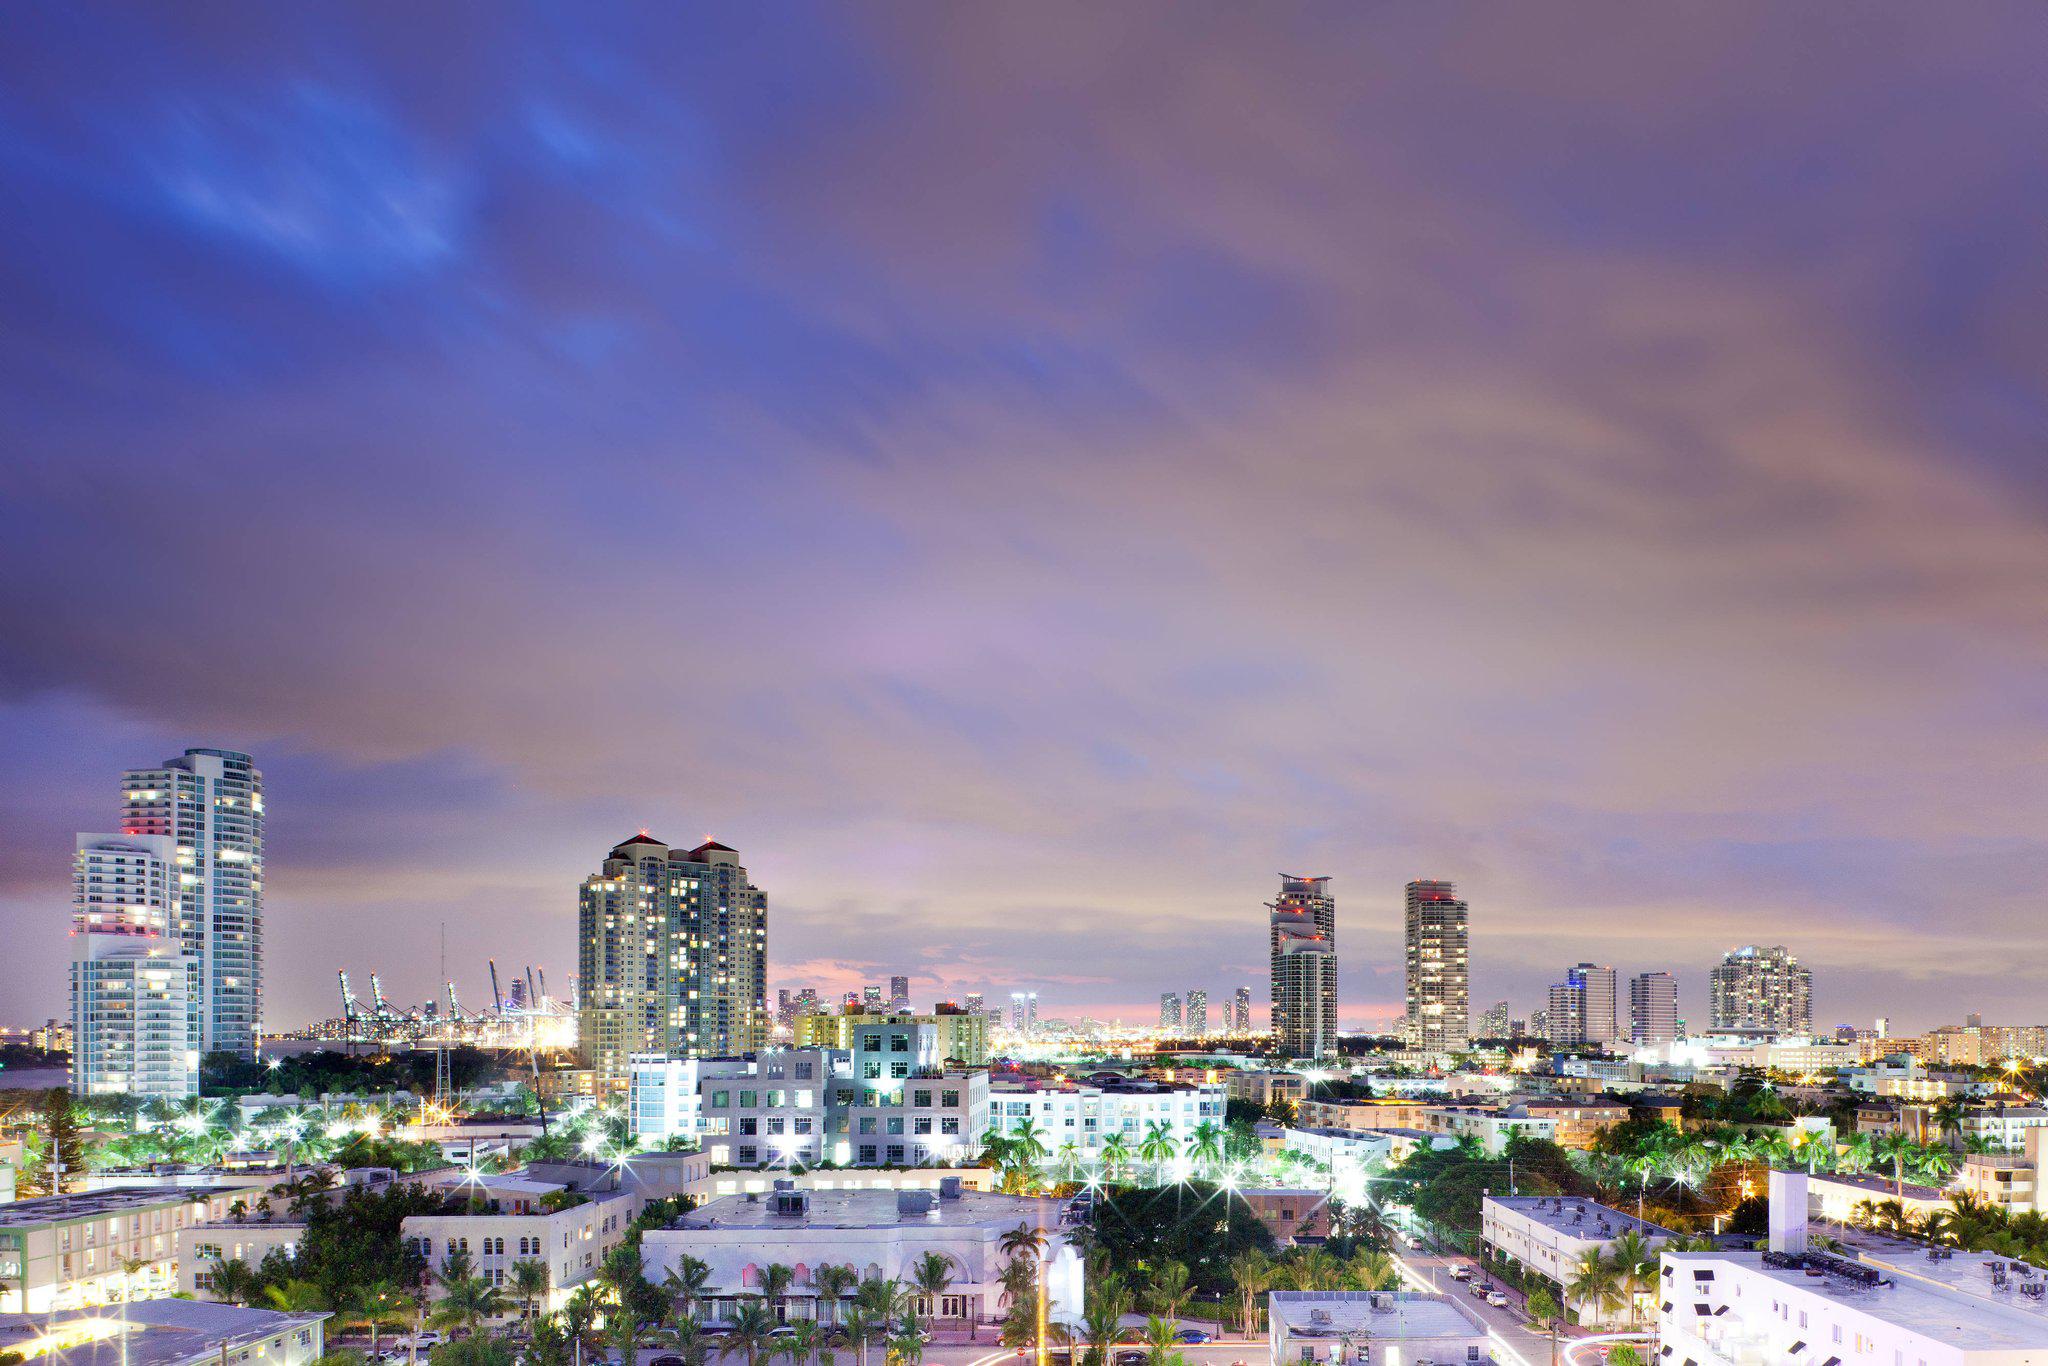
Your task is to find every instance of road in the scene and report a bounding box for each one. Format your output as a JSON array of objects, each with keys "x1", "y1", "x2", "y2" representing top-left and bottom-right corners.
[{"x1": 1388, "y1": 1245, "x2": 1562, "y2": 1366}]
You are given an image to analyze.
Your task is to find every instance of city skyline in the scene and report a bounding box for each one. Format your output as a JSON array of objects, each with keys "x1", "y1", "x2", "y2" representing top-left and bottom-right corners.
[{"x1": 6, "y1": 9, "x2": 2048, "y2": 1032}]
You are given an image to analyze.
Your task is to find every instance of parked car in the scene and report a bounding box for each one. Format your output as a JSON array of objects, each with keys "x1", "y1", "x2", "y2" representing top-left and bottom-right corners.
[
  {"x1": 1173, "y1": 1330, "x2": 1213, "y2": 1344},
  {"x1": 1485, "y1": 1291, "x2": 1510, "y2": 1308},
  {"x1": 1114, "y1": 1350, "x2": 1148, "y2": 1366},
  {"x1": 1470, "y1": 1281, "x2": 1495, "y2": 1298},
  {"x1": 1447, "y1": 1266, "x2": 1472, "y2": 1281}
]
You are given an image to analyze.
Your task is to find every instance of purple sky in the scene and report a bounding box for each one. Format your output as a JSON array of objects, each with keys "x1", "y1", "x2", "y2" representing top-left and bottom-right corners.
[{"x1": 5, "y1": 6, "x2": 2048, "y2": 1035}]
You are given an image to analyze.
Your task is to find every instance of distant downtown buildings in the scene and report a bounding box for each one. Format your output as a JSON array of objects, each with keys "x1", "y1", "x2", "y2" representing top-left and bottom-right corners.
[
  {"x1": 72, "y1": 746, "x2": 264, "y2": 1099},
  {"x1": 1270, "y1": 874, "x2": 1337, "y2": 1058},
  {"x1": 1403, "y1": 879, "x2": 1470, "y2": 1053},
  {"x1": 576, "y1": 833, "x2": 769, "y2": 1090},
  {"x1": 1546, "y1": 963, "x2": 1618, "y2": 1047}
]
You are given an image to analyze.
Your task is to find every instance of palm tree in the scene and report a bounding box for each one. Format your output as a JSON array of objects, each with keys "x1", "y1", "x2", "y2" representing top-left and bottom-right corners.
[
  {"x1": 1605, "y1": 1230, "x2": 1657, "y2": 1328},
  {"x1": 1008, "y1": 1118, "x2": 1050, "y2": 1167},
  {"x1": 564, "y1": 1285, "x2": 604, "y2": 1366},
  {"x1": 979, "y1": 1127, "x2": 1013, "y2": 1171},
  {"x1": 511, "y1": 1259, "x2": 553, "y2": 1329},
  {"x1": 886, "y1": 1312, "x2": 927, "y2": 1366},
  {"x1": 1098, "y1": 1133, "x2": 1130, "y2": 1182},
  {"x1": 758, "y1": 1263, "x2": 797, "y2": 1323},
  {"x1": 1185, "y1": 1122, "x2": 1224, "y2": 1177},
  {"x1": 1080, "y1": 1282, "x2": 1129, "y2": 1366},
  {"x1": 264, "y1": 1280, "x2": 329, "y2": 1314},
  {"x1": 1140, "y1": 1316, "x2": 1180, "y2": 1366},
  {"x1": 909, "y1": 1252, "x2": 956, "y2": 1334},
  {"x1": 661, "y1": 1313, "x2": 711, "y2": 1366},
  {"x1": 433, "y1": 1272, "x2": 508, "y2": 1338},
  {"x1": 1836, "y1": 1131, "x2": 1876, "y2": 1176},
  {"x1": 603, "y1": 1244, "x2": 653, "y2": 1362},
  {"x1": 1000, "y1": 1225, "x2": 1048, "y2": 1265},
  {"x1": 665, "y1": 1256, "x2": 715, "y2": 1325},
  {"x1": 356, "y1": 1280, "x2": 414, "y2": 1358},
  {"x1": 811, "y1": 1264, "x2": 858, "y2": 1327},
  {"x1": 853, "y1": 1274, "x2": 905, "y2": 1326},
  {"x1": 778, "y1": 1317, "x2": 824, "y2": 1366},
  {"x1": 1138, "y1": 1123, "x2": 1178, "y2": 1181},
  {"x1": 722, "y1": 1302, "x2": 779, "y2": 1366},
  {"x1": 1915, "y1": 1142, "x2": 1959, "y2": 1187},
  {"x1": 1227, "y1": 1251, "x2": 1271, "y2": 1335},
  {"x1": 1933, "y1": 1098, "x2": 1971, "y2": 1148},
  {"x1": 1566, "y1": 1250, "x2": 1624, "y2": 1326},
  {"x1": 1345, "y1": 1251, "x2": 1397, "y2": 1294},
  {"x1": 208, "y1": 1257, "x2": 261, "y2": 1307},
  {"x1": 1874, "y1": 1130, "x2": 1919, "y2": 1196},
  {"x1": 1279, "y1": 1249, "x2": 1339, "y2": 1292},
  {"x1": 838, "y1": 1307, "x2": 885, "y2": 1366},
  {"x1": 1146, "y1": 1261, "x2": 1191, "y2": 1323}
]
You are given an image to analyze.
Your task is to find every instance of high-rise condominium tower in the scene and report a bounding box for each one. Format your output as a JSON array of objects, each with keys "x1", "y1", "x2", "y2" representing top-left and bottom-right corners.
[
  {"x1": 1546, "y1": 963, "x2": 1617, "y2": 1047},
  {"x1": 1709, "y1": 945, "x2": 1812, "y2": 1035},
  {"x1": 861, "y1": 985, "x2": 884, "y2": 1013},
  {"x1": 1159, "y1": 992, "x2": 1182, "y2": 1031},
  {"x1": 577, "y1": 834, "x2": 768, "y2": 1089},
  {"x1": 1630, "y1": 971, "x2": 1680, "y2": 1046},
  {"x1": 1233, "y1": 986, "x2": 1252, "y2": 1033},
  {"x1": 888, "y1": 975, "x2": 911, "y2": 1013},
  {"x1": 70, "y1": 833, "x2": 199, "y2": 1098},
  {"x1": 121, "y1": 748, "x2": 262, "y2": 1057},
  {"x1": 1186, "y1": 988, "x2": 1208, "y2": 1037},
  {"x1": 1404, "y1": 880, "x2": 1469, "y2": 1053},
  {"x1": 1477, "y1": 1001, "x2": 1510, "y2": 1038},
  {"x1": 1270, "y1": 874, "x2": 1337, "y2": 1058}
]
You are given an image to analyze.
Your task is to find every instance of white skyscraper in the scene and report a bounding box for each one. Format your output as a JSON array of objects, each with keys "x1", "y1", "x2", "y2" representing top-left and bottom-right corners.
[
  {"x1": 1270, "y1": 875, "x2": 1337, "y2": 1058},
  {"x1": 1630, "y1": 971, "x2": 1680, "y2": 1046},
  {"x1": 120, "y1": 748, "x2": 263, "y2": 1057},
  {"x1": 1709, "y1": 945, "x2": 1813, "y2": 1035},
  {"x1": 70, "y1": 833, "x2": 199, "y2": 1098},
  {"x1": 1404, "y1": 880, "x2": 1469, "y2": 1053},
  {"x1": 1186, "y1": 988, "x2": 1208, "y2": 1037},
  {"x1": 1546, "y1": 964, "x2": 1617, "y2": 1047}
]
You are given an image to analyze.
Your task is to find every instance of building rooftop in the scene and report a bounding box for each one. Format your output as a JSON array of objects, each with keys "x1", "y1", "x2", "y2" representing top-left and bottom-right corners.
[
  {"x1": 1668, "y1": 1249, "x2": 2048, "y2": 1354},
  {"x1": 679, "y1": 1187, "x2": 1058, "y2": 1231},
  {"x1": 1808, "y1": 1170, "x2": 1948, "y2": 1202},
  {"x1": 0, "y1": 1300, "x2": 327, "y2": 1366},
  {"x1": 1268, "y1": 1291, "x2": 1484, "y2": 1342},
  {"x1": 1486, "y1": 1194, "x2": 1676, "y2": 1241},
  {"x1": 0, "y1": 1186, "x2": 240, "y2": 1228}
]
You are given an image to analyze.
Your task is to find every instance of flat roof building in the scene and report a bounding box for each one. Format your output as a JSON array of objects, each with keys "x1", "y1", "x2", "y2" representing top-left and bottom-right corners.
[
  {"x1": 0, "y1": 1186, "x2": 243, "y2": 1314},
  {"x1": 1267, "y1": 1290, "x2": 1492, "y2": 1365},
  {"x1": 641, "y1": 1182, "x2": 1082, "y2": 1331},
  {"x1": 0, "y1": 1300, "x2": 327, "y2": 1366}
]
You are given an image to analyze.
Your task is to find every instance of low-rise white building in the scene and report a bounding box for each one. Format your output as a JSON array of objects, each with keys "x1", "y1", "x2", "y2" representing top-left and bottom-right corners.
[
  {"x1": 1421, "y1": 1105, "x2": 1557, "y2": 1155},
  {"x1": 0, "y1": 1186, "x2": 243, "y2": 1314},
  {"x1": 1481, "y1": 1196, "x2": 1675, "y2": 1327},
  {"x1": 988, "y1": 1077, "x2": 1226, "y2": 1168},
  {"x1": 1660, "y1": 1244, "x2": 2048, "y2": 1364},
  {"x1": 1962, "y1": 1104, "x2": 2048, "y2": 1153},
  {"x1": 404, "y1": 1188, "x2": 639, "y2": 1308},
  {"x1": 629, "y1": 1049, "x2": 987, "y2": 1168},
  {"x1": 641, "y1": 1181, "x2": 1082, "y2": 1329},
  {"x1": 1266, "y1": 1290, "x2": 1490, "y2": 1365},
  {"x1": 178, "y1": 1221, "x2": 306, "y2": 1296}
]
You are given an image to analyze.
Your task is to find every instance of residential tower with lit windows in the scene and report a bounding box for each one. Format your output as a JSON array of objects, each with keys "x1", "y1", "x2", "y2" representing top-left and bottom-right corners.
[
  {"x1": 576, "y1": 834, "x2": 769, "y2": 1091},
  {"x1": 119, "y1": 748, "x2": 263, "y2": 1058}
]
